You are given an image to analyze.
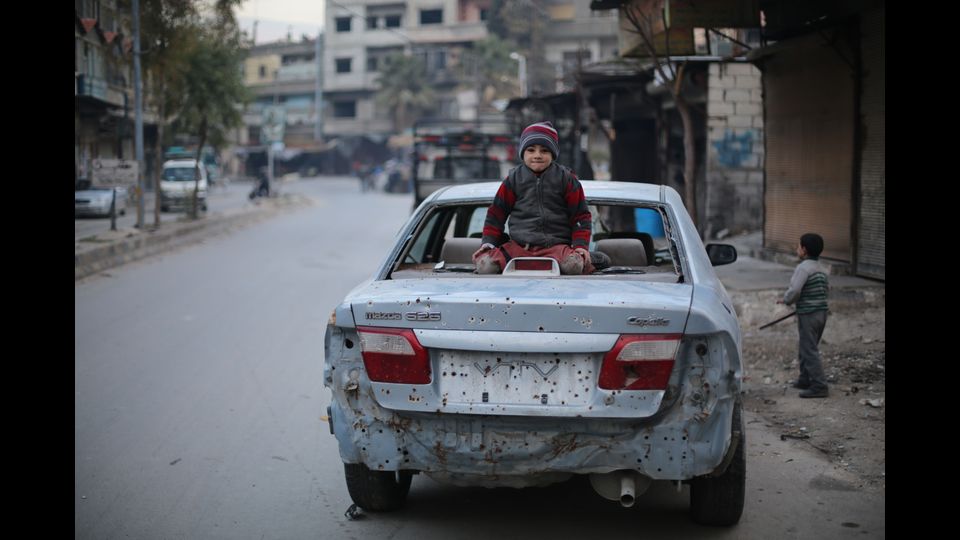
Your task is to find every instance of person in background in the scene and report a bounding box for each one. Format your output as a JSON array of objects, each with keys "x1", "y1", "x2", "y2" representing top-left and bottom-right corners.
[{"x1": 778, "y1": 233, "x2": 830, "y2": 398}]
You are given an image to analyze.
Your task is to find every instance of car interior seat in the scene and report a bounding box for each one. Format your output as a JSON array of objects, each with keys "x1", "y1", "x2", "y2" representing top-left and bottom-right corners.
[
  {"x1": 594, "y1": 238, "x2": 648, "y2": 267},
  {"x1": 593, "y1": 232, "x2": 654, "y2": 265},
  {"x1": 440, "y1": 237, "x2": 482, "y2": 264}
]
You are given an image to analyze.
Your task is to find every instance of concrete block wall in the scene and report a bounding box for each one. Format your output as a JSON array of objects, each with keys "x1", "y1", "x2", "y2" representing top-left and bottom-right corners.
[{"x1": 705, "y1": 62, "x2": 765, "y2": 239}]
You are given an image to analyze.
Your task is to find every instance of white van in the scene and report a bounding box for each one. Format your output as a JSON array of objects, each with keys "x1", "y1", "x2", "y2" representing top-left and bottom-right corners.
[{"x1": 160, "y1": 159, "x2": 208, "y2": 212}]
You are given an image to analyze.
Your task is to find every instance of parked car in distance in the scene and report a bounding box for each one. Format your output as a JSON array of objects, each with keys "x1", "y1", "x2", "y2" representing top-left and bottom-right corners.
[
  {"x1": 160, "y1": 159, "x2": 207, "y2": 212},
  {"x1": 323, "y1": 181, "x2": 745, "y2": 526},
  {"x1": 75, "y1": 180, "x2": 128, "y2": 218}
]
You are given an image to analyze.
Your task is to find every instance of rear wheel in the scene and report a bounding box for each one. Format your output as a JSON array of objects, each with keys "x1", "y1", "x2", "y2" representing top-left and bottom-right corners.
[
  {"x1": 690, "y1": 400, "x2": 746, "y2": 526},
  {"x1": 343, "y1": 463, "x2": 412, "y2": 511}
]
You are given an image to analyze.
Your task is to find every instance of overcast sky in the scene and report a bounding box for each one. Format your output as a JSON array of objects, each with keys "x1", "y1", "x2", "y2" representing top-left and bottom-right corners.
[{"x1": 236, "y1": 0, "x2": 326, "y2": 44}]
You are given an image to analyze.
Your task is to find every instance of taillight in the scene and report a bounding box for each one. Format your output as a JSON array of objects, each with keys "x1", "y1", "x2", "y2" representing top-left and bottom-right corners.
[
  {"x1": 598, "y1": 334, "x2": 681, "y2": 390},
  {"x1": 357, "y1": 327, "x2": 431, "y2": 384}
]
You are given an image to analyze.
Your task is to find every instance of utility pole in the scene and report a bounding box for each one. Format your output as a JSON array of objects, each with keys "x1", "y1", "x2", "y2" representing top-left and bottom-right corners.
[
  {"x1": 133, "y1": 0, "x2": 145, "y2": 229},
  {"x1": 509, "y1": 52, "x2": 527, "y2": 97},
  {"x1": 314, "y1": 30, "x2": 323, "y2": 142}
]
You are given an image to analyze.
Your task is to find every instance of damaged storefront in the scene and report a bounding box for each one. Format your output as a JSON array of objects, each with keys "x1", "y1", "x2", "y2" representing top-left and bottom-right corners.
[{"x1": 749, "y1": 0, "x2": 885, "y2": 279}]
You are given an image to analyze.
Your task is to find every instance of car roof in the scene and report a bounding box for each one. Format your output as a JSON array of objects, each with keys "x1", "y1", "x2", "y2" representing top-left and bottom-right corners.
[
  {"x1": 163, "y1": 159, "x2": 199, "y2": 167},
  {"x1": 432, "y1": 180, "x2": 671, "y2": 204}
]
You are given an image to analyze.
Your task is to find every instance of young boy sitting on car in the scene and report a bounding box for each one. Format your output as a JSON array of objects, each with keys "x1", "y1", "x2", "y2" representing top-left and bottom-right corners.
[{"x1": 472, "y1": 121, "x2": 596, "y2": 275}]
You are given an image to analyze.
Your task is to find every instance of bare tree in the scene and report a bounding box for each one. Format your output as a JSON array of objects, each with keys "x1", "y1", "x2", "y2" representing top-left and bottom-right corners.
[{"x1": 621, "y1": 1, "x2": 698, "y2": 227}]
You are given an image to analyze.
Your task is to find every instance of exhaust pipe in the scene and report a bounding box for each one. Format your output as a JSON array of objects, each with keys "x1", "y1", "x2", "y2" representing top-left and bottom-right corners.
[
  {"x1": 589, "y1": 471, "x2": 652, "y2": 508},
  {"x1": 620, "y1": 474, "x2": 636, "y2": 507}
]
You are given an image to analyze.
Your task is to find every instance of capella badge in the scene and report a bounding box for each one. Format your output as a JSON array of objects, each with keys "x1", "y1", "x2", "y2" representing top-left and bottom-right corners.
[{"x1": 627, "y1": 315, "x2": 670, "y2": 327}]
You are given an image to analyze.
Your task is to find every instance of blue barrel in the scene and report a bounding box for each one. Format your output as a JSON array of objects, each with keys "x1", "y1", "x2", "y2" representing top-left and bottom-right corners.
[{"x1": 635, "y1": 208, "x2": 665, "y2": 238}]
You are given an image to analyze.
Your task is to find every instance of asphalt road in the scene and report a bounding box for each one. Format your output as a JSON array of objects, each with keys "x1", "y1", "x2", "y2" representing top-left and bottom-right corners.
[{"x1": 75, "y1": 177, "x2": 884, "y2": 539}]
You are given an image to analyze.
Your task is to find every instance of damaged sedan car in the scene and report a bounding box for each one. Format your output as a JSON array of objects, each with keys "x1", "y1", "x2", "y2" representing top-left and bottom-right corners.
[{"x1": 323, "y1": 181, "x2": 744, "y2": 525}]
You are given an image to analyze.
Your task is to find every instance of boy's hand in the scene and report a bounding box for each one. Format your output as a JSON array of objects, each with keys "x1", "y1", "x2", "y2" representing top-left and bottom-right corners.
[
  {"x1": 473, "y1": 243, "x2": 495, "y2": 261},
  {"x1": 574, "y1": 247, "x2": 590, "y2": 264}
]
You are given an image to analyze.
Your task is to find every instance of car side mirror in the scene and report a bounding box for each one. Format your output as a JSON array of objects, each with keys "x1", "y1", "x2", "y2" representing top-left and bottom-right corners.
[{"x1": 706, "y1": 244, "x2": 737, "y2": 266}]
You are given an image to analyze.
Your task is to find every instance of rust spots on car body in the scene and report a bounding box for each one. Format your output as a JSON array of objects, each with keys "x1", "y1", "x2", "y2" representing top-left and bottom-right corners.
[
  {"x1": 433, "y1": 441, "x2": 447, "y2": 467},
  {"x1": 549, "y1": 433, "x2": 580, "y2": 460}
]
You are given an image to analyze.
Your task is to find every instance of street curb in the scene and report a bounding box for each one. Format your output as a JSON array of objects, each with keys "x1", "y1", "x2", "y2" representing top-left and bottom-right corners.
[{"x1": 75, "y1": 194, "x2": 313, "y2": 280}]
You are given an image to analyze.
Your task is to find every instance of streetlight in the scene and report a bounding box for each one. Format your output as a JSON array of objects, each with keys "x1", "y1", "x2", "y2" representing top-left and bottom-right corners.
[{"x1": 509, "y1": 52, "x2": 527, "y2": 98}]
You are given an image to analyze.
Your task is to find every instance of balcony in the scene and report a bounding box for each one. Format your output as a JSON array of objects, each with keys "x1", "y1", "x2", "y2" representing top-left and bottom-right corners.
[
  {"x1": 77, "y1": 74, "x2": 129, "y2": 108},
  {"x1": 76, "y1": 74, "x2": 108, "y2": 101}
]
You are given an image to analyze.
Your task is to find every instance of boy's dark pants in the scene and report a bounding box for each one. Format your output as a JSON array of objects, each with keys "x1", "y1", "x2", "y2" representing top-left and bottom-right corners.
[{"x1": 797, "y1": 310, "x2": 829, "y2": 391}]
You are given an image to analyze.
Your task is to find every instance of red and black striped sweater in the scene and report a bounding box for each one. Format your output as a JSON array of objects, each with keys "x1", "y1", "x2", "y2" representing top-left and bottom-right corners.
[{"x1": 481, "y1": 162, "x2": 592, "y2": 249}]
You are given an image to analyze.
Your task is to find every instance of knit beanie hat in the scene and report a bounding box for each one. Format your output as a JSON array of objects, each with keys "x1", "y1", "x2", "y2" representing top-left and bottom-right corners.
[{"x1": 518, "y1": 121, "x2": 559, "y2": 160}]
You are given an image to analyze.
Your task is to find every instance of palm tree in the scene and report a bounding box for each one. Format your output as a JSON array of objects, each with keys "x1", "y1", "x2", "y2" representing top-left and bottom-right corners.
[
  {"x1": 374, "y1": 53, "x2": 435, "y2": 132},
  {"x1": 463, "y1": 35, "x2": 520, "y2": 108}
]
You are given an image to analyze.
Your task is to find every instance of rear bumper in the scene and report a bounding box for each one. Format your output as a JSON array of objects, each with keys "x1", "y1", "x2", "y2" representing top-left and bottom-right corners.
[
  {"x1": 161, "y1": 193, "x2": 207, "y2": 206},
  {"x1": 324, "y1": 325, "x2": 742, "y2": 484},
  {"x1": 328, "y1": 395, "x2": 737, "y2": 483},
  {"x1": 75, "y1": 205, "x2": 110, "y2": 217}
]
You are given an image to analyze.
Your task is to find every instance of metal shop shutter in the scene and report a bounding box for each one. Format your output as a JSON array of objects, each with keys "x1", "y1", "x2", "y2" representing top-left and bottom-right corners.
[
  {"x1": 763, "y1": 32, "x2": 854, "y2": 262},
  {"x1": 856, "y1": 8, "x2": 885, "y2": 280}
]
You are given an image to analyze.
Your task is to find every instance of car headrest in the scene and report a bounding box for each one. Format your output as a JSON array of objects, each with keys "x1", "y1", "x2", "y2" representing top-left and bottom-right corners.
[
  {"x1": 440, "y1": 237, "x2": 482, "y2": 265},
  {"x1": 595, "y1": 238, "x2": 647, "y2": 267}
]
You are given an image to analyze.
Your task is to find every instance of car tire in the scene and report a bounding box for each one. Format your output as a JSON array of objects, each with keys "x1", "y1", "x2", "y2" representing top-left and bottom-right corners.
[
  {"x1": 343, "y1": 463, "x2": 412, "y2": 511},
  {"x1": 689, "y1": 400, "x2": 746, "y2": 526}
]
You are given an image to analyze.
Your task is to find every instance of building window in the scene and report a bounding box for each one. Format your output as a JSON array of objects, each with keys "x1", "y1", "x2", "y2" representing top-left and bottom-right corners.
[
  {"x1": 479, "y1": 9, "x2": 489, "y2": 21},
  {"x1": 367, "y1": 16, "x2": 379, "y2": 29},
  {"x1": 336, "y1": 58, "x2": 352, "y2": 73},
  {"x1": 333, "y1": 101, "x2": 356, "y2": 118},
  {"x1": 259, "y1": 65, "x2": 266, "y2": 78},
  {"x1": 367, "y1": 46, "x2": 404, "y2": 73},
  {"x1": 385, "y1": 15, "x2": 402, "y2": 28},
  {"x1": 420, "y1": 9, "x2": 442, "y2": 25},
  {"x1": 335, "y1": 17, "x2": 351, "y2": 32}
]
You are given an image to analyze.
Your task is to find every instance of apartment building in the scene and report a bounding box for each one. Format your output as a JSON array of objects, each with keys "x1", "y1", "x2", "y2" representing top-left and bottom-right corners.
[
  {"x1": 541, "y1": 1, "x2": 619, "y2": 93},
  {"x1": 242, "y1": 37, "x2": 323, "y2": 149},
  {"x1": 76, "y1": 1, "x2": 133, "y2": 184},
  {"x1": 323, "y1": 0, "x2": 492, "y2": 138}
]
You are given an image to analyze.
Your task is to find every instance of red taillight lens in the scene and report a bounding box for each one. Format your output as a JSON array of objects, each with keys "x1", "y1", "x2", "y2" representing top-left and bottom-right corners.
[
  {"x1": 514, "y1": 259, "x2": 554, "y2": 271},
  {"x1": 357, "y1": 327, "x2": 431, "y2": 384},
  {"x1": 598, "y1": 334, "x2": 681, "y2": 390}
]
